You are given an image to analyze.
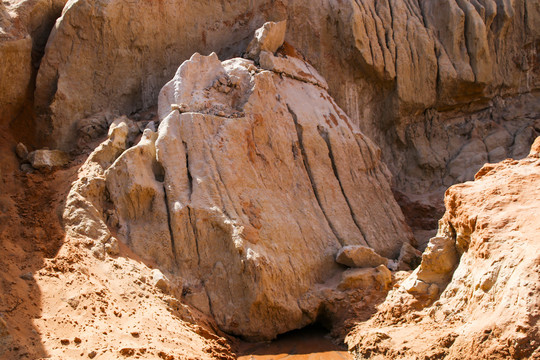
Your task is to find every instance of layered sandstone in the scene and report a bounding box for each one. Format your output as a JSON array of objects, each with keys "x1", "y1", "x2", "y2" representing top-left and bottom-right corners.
[
  {"x1": 63, "y1": 41, "x2": 413, "y2": 340},
  {"x1": 346, "y1": 137, "x2": 540, "y2": 359}
]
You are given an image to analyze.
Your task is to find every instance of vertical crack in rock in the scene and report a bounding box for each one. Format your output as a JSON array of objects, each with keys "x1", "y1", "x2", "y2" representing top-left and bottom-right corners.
[
  {"x1": 154, "y1": 157, "x2": 179, "y2": 266},
  {"x1": 187, "y1": 207, "x2": 201, "y2": 267},
  {"x1": 354, "y1": 135, "x2": 403, "y2": 239},
  {"x1": 183, "y1": 141, "x2": 193, "y2": 200},
  {"x1": 198, "y1": 120, "x2": 239, "y2": 221},
  {"x1": 286, "y1": 104, "x2": 344, "y2": 246},
  {"x1": 317, "y1": 126, "x2": 371, "y2": 248},
  {"x1": 162, "y1": 183, "x2": 179, "y2": 267},
  {"x1": 186, "y1": 205, "x2": 216, "y2": 319}
]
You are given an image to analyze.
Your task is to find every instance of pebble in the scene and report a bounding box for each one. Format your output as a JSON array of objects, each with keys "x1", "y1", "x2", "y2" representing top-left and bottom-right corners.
[
  {"x1": 15, "y1": 143, "x2": 28, "y2": 160},
  {"x1": 19, "y1": 272, "x2": 33, "y2": 281}
]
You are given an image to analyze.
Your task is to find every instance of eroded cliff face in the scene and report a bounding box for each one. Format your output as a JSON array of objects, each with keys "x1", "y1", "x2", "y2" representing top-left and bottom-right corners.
[
  {"x1": 21, "y1": 0, "x2": 540, "y2": 242},
  {"x1": 63, "y1": 40, "x2": 413, "y2": 340},
  {"x1": 290, "y1": 0, "x2": 540, "y2": 244},
  {"x1": 346, "y1": 137, "x2": 540, "y2": 359}
]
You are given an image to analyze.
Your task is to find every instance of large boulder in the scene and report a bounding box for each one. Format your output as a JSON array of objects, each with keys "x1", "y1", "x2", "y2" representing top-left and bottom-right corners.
[
  {"x1": 335, "y1": 245, "x2": 389, "y2": 269},
  {"x1": 64, "y1": 41, "x2": 413, "y2": 340}
]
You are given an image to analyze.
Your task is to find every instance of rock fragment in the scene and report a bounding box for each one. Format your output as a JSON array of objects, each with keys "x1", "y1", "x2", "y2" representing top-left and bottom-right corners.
[
  {"x1": 338, "y1": 265, "x2": 392, "y2": 291},
  {"x1": 15, "y1": 143, "x2": 28, "y2": 160},
  {"x1": 397, "y1": 242, "x2": 423, "y2": 271},
  {"x1": 336, "y1": 245, "x2": 389, "y2": 268},
  {"x1": 151, "y1": 269, "x2": 170, "y2": 292},
  {"x1": 245, "y1": 20, "x2": 287, "y2": 60},
  {"x1": 28, "y1": 149, "x2": 69, "y2": 171}
]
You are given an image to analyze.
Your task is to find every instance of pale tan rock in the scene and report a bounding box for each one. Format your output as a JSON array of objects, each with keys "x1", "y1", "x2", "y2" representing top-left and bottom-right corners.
[
  {"x1": 151, "y1": 269, "x2": 170, "y2": 293},
  {"x1": 28, "y1": 149, "x2": 69, "y2": 170},
  {"x1": 529, "y1": 136, "x2": 540, "y2": 157},
  {"x1": 104, "y1": 129, "x2": 176, "y2": 272},
  {"x1": 416, "y1": 236, "x2": 460, "y2": 285},
  {"x1": 245, "y1": 20, "x2": 287, "y2": 60},
  {"x1": 336, "y1": 245, "x2": 389, "y2": 269},
  {"x1": 259, "y1": 50, "x2": 328, "y2": 89}
]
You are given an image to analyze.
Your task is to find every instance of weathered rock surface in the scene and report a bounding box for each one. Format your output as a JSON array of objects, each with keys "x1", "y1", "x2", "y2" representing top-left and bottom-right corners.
[
  {"x1": 338, "y1": 265, "x2": 392, "y2": 292},
  {"x1": 64, "y1": 42, "x2": 413, "y2": 340},
  {"x1": 0, "y1": 2, "x2": 32, "y2": 127},
  {"x1": 346, "y1": 137, "x2": 540, "y2": 359},
  {"x1": 245, "y1": 20, "x2": 287, "y2": 61}
]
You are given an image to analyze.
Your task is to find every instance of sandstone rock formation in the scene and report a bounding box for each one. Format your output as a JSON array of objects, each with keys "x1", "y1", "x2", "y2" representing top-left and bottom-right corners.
[
  {"x1": 29, "y1": 0, "x2": 540, "y2": 248},
  {"x1": 64, "y1": 37, "x2": 413, "y2": 339},
  {"x1": 346, "y1": 137, "x2": 540, "y2": 359},
  {"x1": 1, "y1": 0, "x2": 540, "y2": 358}
]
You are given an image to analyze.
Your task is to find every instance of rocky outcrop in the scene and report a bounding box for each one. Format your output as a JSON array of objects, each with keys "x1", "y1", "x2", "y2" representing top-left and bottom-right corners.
[
  {"x1": 346, "y1": 137, "x2": 540, "y2": 359},
  {"x1": 64, "y1": 35, "x2": 413, "y2": 340},
  {"x1": 293, "y1": 0, "x2": 540, "y2": 244}
]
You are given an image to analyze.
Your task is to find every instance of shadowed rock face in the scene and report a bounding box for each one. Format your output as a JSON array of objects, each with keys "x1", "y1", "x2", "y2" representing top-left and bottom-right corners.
[
  {"x1": 64, "y1": 48, "x2": 413, "y2": 340},
  {"x1": 0, "y1": 0, "x2": 67, "y2": 128}
]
